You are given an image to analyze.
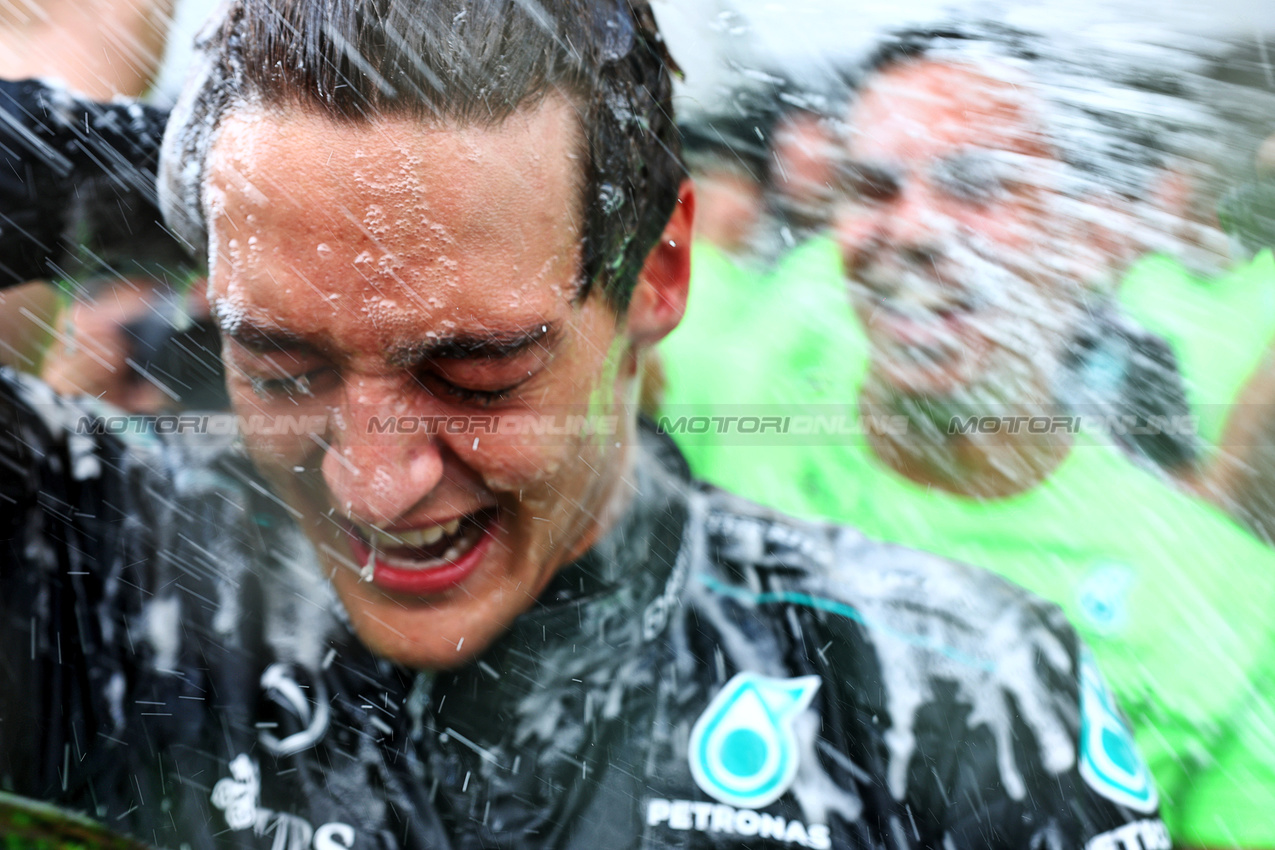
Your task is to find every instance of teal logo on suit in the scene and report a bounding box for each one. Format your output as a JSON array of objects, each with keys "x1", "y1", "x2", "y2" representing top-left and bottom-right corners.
[
  {"x1": 688, "y1": 672, "x2": 821, "y2": 809},
  {"x1": 1079, "y1": 649, "x2": 1159, "y2": 813}
]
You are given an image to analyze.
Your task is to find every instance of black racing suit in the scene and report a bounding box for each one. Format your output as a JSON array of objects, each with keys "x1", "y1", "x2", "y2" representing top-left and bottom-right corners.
[{"x1": 0, "y1": 370, "x2": 1166, "y2": 850}]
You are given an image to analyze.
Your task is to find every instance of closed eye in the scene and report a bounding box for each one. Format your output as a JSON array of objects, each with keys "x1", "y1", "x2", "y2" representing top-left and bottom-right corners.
[
  {"x1": 244, "y1": 367, "x2": 339, "y2": 401},
  {"x1": 416, "y1": 372, "x2": 532, "y2": 407}
]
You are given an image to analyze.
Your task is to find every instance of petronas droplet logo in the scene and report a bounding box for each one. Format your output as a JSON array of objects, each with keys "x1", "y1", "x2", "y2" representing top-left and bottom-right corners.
[
  {"x1": 1078, "y1": 649, "x2": 1158, "y2": 813},
  {"x1": 688, "y1": 673, "x2": 822, "y2": 809}
]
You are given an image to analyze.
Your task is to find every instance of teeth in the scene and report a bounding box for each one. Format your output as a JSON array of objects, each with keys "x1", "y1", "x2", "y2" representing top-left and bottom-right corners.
[
  {"x1": 365, "y1": 520, "x2": 463, "y2": 550},
  {"x1": 419, "y1": 526, "x2": 446, "y2": 546},
  {"x1": 358, "y1": 519, "x2": 485, "y2": 574}
]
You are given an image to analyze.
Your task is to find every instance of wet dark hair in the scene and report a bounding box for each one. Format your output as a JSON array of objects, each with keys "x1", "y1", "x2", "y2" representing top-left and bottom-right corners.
[
  {"x1": 680, "y1": 111, "x2": 771, "y2": 184},
  {"x1": 160, "y1": 0, "x2": 682, "y2": 312}
]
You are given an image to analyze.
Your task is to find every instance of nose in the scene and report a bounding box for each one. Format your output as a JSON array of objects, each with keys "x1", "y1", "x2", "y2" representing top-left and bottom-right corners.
[{"x1": 322, "y1": 380, "x2": 445, "y2": 527}]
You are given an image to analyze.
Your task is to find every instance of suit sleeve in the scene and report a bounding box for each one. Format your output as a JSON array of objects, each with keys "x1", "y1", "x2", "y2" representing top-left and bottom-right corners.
[
  {"x1": 0, "y1": 370, "x2": 143, "y2": 798},
  {"x1": 0, "y1": 78, "x2": 170, "y2": 286}
]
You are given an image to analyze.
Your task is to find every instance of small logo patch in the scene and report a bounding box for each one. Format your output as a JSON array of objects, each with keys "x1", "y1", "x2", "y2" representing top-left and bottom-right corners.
[
  {"x1": 1077, "y1": 562, "x2": 1135, "y2": 635},
  {"x1": 688, "y1": 672, "x2": 821, "y2": 809},
  {"x1": 1078, "y1": 649, "x2": 1158, "y2": 813}
]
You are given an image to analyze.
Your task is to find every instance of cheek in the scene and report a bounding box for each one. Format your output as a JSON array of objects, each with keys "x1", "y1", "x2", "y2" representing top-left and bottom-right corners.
[
  {"x1": 231, "y1": 393, "x2": 328, "y2": 469},
  {"x1": 446, "y1": 433, "x2": 565, "y2": 495},
  {"x1": 445, "y1": 425, "x2": 608, "y2": 504},
  {"x1": 241, "y1": 432, "x2": 319, "y2": 480}
]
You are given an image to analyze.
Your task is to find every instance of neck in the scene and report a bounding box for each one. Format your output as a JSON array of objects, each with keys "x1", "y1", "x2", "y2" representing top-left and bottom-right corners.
[
  {"x1": 558, "y1": 413, "x2": 641, "y2": 569},
  {"x1": 860, "y1": 375, "x2": 1072, "y2": 499}
]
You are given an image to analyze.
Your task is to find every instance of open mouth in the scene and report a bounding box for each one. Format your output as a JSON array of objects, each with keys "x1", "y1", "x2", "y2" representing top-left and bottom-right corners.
[{"x1": 343, "y1": 507, "x2": 499, "y2": 596}]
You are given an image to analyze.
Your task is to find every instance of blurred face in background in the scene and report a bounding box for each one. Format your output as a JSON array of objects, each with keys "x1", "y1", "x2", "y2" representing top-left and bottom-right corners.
[
  {"x1": 691, "y1": 164, "x2": 763, "y2": 254},
  {"x1": 769, "y1": 111, "x2": 839, "y2": 232},
  {"x1": 831, "y1": 59, "x2": 1123, "y2": 405},
  {"x1": 43, "y1": 279, "x2": 171, "y2": 413}
]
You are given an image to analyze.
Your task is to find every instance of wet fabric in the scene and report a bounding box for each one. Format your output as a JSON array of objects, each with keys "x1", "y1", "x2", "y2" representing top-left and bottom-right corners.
[
  {"x1": 654, "y1": 233, "x2": 1275, "y2": 843},
  {"x1": 0, "y1": 369, "x2": 1160, "y2": 849},
  {"x1": 1056, "y1": 301, "x2": 1198, "y2": 472},
  {"x1": 1119, "y1": 250, "x2": 1275, "y2": 447},
  {"x1": 0, "y1": 79, "x2": 167, "y2": 287}
]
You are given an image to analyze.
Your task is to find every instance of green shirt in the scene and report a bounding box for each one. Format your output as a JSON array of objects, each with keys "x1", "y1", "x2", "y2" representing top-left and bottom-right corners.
[
  {"x1": 1120, "y1": 251, "x2": 1275, "y2": 445},
  {"x1": 784, "y1": 426, "x2": 1275, "y2": 847},
  {"x1": 660, "y1": 240, "x2": 1275, "y2": 843},
  {"x1": 658, "y1": 237, "x2": 867, "y2": 508},
  {"x1": 657, "y1": 241, "x2": 773, "y2": 485}
]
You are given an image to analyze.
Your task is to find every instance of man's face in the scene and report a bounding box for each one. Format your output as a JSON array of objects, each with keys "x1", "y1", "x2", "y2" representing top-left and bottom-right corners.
[
  {"x1": 205, "y1": 99, "x2": 646, "y2": 670},
  {"x1": 770, "y1": 112, "x2": 838, "y2": 228},
  {"x1": 832, "y1": 59, "x2": 1102, "y2": 401}
]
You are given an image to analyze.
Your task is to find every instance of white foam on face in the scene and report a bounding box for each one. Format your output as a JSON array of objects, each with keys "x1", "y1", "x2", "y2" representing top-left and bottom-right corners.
[
  {"x1": 158, "y1": 1, "x2": 243, "y2": 257},
  {"x1": 210, "y1": 290, "x2": 249, "y2": 339}
]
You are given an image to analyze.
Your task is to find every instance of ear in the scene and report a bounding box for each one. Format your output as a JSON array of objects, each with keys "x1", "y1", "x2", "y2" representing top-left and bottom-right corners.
[{"x1": 625, "y1": 180, "x2": 695, "y2": 347}]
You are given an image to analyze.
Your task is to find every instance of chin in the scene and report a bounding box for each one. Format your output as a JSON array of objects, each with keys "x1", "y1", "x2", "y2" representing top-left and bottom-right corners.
[
  {"x1": 347, "y1": 599, "x2": 510, "y2": 670},
  {"x1": 325, "y1": 558, "x2": 517, "y2": 671}
]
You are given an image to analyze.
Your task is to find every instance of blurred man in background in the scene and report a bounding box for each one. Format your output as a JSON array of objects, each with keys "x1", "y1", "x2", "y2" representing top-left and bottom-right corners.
[
  {"x1": 755, "y1": 96, "x2": 841, "y2": 260},
  {"x1": 656, "y1": 83, "x2": 869, "y2": 503},
  {"x1": 786, "y1": 25, "x2": 1275, "y2": 847},
  {"x1": 1202, "y1": 125, "x2": 1275, "y2": 539},
  {"x1": 1115, "y1": 39, "x2": 1275, "y2": 488}
]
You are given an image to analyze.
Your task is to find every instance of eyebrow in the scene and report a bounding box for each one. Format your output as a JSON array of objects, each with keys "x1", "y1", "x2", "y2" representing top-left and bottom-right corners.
[
  {"x1": 220, "y1": 318, "x2": 323, "y2": 356},
  {"x1": 387, "y1": 323, "x2": 556, "y2": 367},
  {"x1": 220, "y1": 314, "x2": 556, "y2": 365}
]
